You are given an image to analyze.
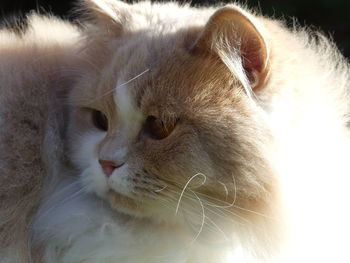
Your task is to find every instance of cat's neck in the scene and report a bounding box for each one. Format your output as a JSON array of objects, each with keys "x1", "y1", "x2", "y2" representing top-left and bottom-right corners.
[{"x1": 30, "y1": 176, "x2": 238, "y2": 263}]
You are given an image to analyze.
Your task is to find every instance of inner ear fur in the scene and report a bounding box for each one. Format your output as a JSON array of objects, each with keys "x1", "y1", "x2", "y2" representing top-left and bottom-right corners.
[{"x1": 192, "y1": 5, "x2": 270, "y2": 90}]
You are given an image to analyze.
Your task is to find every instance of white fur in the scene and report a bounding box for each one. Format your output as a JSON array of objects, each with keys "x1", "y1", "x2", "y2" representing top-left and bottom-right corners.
[
  {"x1": 112, "y1": 147, "x2": 127, "y2": 163},
  {"x1": 263, "y1": 36, "x2": 350, "y2": 262},
  {"x1": 31, "y1": 177, "x2": 236, "y2": 263},
  {"x1": 115, "y1": 78, "x2": 144, "y2": 129},
  {"x1": 108, "y1": 164, "x2": 136, "y2": 196},
  {"x1": 115, "y1": 80, "x2": 134, "y2": 125},
  {"x1": 71, "y1": 131, "x2": 109, "y2": 197}
]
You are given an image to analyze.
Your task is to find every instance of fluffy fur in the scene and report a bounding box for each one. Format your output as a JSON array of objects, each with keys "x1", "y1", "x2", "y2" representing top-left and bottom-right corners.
[
  {"x1": 0, "y1": 14, "x2": 82, "y2": 262},
  {"x1": 0, "y1": 1, "x2": 350, "y2": 263}
]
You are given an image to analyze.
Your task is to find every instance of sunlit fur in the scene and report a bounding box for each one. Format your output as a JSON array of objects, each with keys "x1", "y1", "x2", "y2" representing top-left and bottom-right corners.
[{"x1": 1, "y1": 0, "x2": 350, "y2": 263}]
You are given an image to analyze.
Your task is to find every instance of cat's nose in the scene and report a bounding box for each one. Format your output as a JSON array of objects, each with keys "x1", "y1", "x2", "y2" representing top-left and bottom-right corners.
[{"x1": 98, "y1": 159, "x2": 124, "y2": 177}]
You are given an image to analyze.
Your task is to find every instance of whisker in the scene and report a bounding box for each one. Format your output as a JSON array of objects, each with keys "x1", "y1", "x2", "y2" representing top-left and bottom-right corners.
[
  {"x1": 167, "y1": 188, "x2": 251, "y2": 226},
  {"x1": 218, "y1": 181, "x2": 229, "y2": 201},
  {"x1": 232, "y1": 205, "x2": 278, "y2": 221},
  {"x1": 153, "y1": 196, "x2": 177, "y2": 213},
  {"x1": 34, "y1": 181, "x2": 88, "y2": 221},
  {"x1": 175, "y1": 173, "x2": 206, "y2": 215},
  {"x1": 232, "y1": 174, "x2": 237, "y2": 207},
  {"x1": 192, "y1": 174, "x2": 237, "y2": 209},
  {"x1": 201, "y1": 202, "x2": 251, "y2": 226},
  {"x1": 117, "y1": 69, "x2": 150, "y2": 89},
  {"x1": 189, "y1": 190, "x2": 274, "y2": 222},
  {"x1": 91, "y1": 68, "x2": 150, "y2": 103},
  {"x1": 191, "y1": 191, "x2": 233, "y2": 207},
  {"x1": 204, "y1": 215, "x2": 230, "y2": 241},
  {"x1": 190, "y1": 191, "x2": 205, "y2": 244},
  {"x1": 158, "y1": 194, "x2": 221, "y2": 236},
  {"x1": 154, "y1": 185, "x2": 167, "y2": 192},
  {"x1": 164, "y1": 188, "x2": 249, "y2": 226}
]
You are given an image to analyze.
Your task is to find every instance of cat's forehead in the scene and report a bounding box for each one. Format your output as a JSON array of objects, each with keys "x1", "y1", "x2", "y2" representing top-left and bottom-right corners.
[
  {"x1": 113, "y1": 34, "x2": 237, "y2": 103},
  {"x1": 81, "y1": 30, "x2": 243, "y2": 122},
  {"x1": 110, "y1": 78, "x2": 144, "y2": 135}
]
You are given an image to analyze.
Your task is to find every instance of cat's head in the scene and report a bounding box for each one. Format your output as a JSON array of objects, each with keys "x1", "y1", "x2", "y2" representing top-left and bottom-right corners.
[{"x1": 68, "y1": 0, "x2": 280, "y2": 244}]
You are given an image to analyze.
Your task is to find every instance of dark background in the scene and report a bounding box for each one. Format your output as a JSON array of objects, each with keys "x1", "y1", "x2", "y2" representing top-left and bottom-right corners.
[{"x1": 1, "y1": 0, "x2": 349, "y2": 58}]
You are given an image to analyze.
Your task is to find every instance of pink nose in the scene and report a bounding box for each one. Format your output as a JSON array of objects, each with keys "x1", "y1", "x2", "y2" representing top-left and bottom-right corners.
[{"x1": 98, "y1": 160, "x2": 124, "y2": 177}]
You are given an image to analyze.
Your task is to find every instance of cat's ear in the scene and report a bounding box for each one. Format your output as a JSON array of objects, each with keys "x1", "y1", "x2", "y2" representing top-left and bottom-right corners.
[
  {"x1": 79, "y1": 0, "x2": 130, "y2": 36},
  {"x1": 191, "y1": 6, "x2": 269, "y2": 90}
]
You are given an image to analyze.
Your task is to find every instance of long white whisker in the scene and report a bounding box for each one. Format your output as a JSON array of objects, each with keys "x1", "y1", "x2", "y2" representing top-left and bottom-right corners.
[
  {"x1": 218, "y1": 181, "x2": 229, "y2": 200},
  {"x1": 90, "y1": 69, "x2": 150, "y2": 103},
  {"x1": 190, "y1": 191, "x2": 205, "y2": 244},
  {"x1": 175, "y1": 173, "x2": 206, "y2": 215},
  {"x1": 165, "y1": 188, "x2": 249, "y2": 227},
  {"x1": 154, "y1": 185, "x2": 167, "y2": 193},
  {"x1": 168, "y1": 188, "x2": 251, "y2": 225},
  {"x1": 194, "y1": 175, "x2": 237, "y2": 209},
  {"x1": 159, "y1": 191, "x2": 223, "y2": 234},
  {"x1": 204, "y1": 215, "x2": 229, "y2": 241},
  {"x1": 34, "y1": 182, "x2": 88, "y2": 221},
  {"x1": 192, "y1": 190, "x2": 275, "y2": 220},
  {"x1": 232, "y1": 205, "x2": 278, "y2": 220},
  {"x1": 192, "y1": 191, "x2": 234, "y2": 208},
  {"x1": 204, "y1": 203, "x2": 251, "y2": 225},
  {"x1": 117, "y1": 69, "x2": 150, "y2": 89},
  {"x1": 232, "y1": 174, "x2": 237, "y2": 207}
]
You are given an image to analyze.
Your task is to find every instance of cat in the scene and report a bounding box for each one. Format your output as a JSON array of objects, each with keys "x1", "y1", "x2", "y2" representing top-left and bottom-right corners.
[
  {"x1": 1, "y1": 0, "x2": 350, "y2": 262},
  {"x1": 0, "y1": 13, "x2": 84, "y2": 263}
]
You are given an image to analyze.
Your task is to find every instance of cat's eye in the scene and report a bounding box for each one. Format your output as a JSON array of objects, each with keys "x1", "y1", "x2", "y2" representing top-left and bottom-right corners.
[
  {"x1": 92, "y1": 110, "x2": 108, "y2": 131},
  {"x1": 141, "y1": 116, "x2": 176, "y2": 140}
]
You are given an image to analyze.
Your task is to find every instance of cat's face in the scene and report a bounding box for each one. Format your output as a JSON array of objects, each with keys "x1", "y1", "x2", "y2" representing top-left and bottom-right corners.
[{"x1": 68, "y1": 0, "x2": 278, "y2": 239}]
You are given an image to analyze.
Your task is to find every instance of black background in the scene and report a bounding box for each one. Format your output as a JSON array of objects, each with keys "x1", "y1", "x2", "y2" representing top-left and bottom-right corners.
[{"x1": 1, "y1": 0, "x2": 349, "y2": 58}]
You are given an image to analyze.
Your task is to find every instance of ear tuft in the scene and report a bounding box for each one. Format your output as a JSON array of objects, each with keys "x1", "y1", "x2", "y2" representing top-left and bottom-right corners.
[
  {"x1": 192, "y1": 6, "x2": 269, "y2": 90},
  {"x1": 78, "y1": 0, "x2": 130, "y2": 36}
]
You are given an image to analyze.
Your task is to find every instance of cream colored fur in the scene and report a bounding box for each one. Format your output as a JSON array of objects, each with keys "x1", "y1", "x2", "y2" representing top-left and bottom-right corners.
[{"x1": 0, "y1": 1, "x2": 349, "y2": 263}]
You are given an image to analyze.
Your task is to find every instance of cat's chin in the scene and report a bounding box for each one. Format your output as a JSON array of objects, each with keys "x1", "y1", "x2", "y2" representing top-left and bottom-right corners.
[
  {"x1": 105, "y1": 190, "x2": 180, "y2": 224},
  {"x1": 106, "y1": 190, "x2": 147, "y2": 217}
]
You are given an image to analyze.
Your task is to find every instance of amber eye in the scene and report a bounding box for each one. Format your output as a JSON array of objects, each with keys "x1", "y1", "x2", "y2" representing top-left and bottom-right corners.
[
  {"x1": 92, "y1": 110, "x2": 108, "y2": 131},
  {"x1": 141, "y1": 115, "x2": 176, "y2": 140}
]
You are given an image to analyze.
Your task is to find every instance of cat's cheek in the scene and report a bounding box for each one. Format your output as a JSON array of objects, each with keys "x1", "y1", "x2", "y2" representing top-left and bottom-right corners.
[{"x1": 80, "y1": 164, "x2": 109, "y2": 198}]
